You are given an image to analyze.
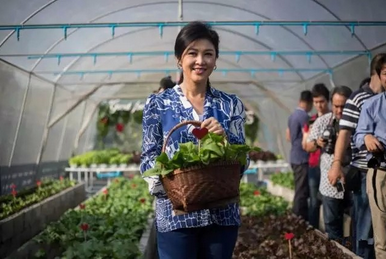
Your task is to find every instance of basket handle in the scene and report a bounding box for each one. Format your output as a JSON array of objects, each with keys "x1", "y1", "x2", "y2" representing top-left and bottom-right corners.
[{"x1": 162, "y1": 120, "x2": 202, "y2": 152}]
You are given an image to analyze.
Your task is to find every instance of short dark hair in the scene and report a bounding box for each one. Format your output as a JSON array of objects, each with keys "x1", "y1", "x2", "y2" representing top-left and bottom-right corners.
[
  {"x1": 375, "y1": 54, "x2": 386, "y2": 77},
  {"x1": 331, "y1": 85, "x2": 352, "y2": 100},
  {"x1": 158, "y1": 76, "x2": 175, "y2": 91},
  {"x1": 371, "y1": 53, "x2": 386, "y2": 76},
  {"x1": 300, "y1": 90, "x2": 313, "y2": 103},
  {"x1": 311, "y1": 83, "x2": 330, "y2": 100}
]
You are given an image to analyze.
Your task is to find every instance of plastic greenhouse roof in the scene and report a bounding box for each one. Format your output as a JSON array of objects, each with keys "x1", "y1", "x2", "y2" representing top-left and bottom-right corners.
[{"x1": 1, "y1": 0, "x2": 386, "y2": 103}]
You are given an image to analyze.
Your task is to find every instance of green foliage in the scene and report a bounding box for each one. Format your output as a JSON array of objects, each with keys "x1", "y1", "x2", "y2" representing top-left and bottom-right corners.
[
  {"x1": 270, "y1": 172, "x2": 295, "y2": 190},
  {"x1": 34, "y1": 177, "x2": 153, "y2": 259},
  {"x1": 69, "y1": 149, "x2": 133, "y2": 167},
  {"x1": 245, "y1": 113, "x2": 259, "y2": 145},
  {"x1": 0, "y1": 179, "x2": 75, "y2": 220},
  {"x1": 239, "y1": 183, "x2": 289, "y2": 217},
  {"x1": 143, "y1": 133, "x2": 261, "y2": 177}
]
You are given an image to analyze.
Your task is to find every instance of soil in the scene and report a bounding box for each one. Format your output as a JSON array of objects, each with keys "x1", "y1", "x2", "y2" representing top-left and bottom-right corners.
[{"x1": 233, "y1": 213, "x2": 354, "y2": 259}]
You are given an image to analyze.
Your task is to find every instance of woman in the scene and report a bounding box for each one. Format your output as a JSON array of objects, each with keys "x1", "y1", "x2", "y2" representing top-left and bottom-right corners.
[{"x1": 140, "y1": 21, "x2": 247, "y2": 259}]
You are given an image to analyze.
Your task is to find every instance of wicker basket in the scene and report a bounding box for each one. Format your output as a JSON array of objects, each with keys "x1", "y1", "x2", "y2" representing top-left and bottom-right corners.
[{"x1": 161, "y1": 120, "x2": 241, "y2": 213}]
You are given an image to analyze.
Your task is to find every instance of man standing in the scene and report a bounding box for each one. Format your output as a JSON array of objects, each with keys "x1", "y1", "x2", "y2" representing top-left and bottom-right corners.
[
  {"x1": 304, "y1": 86, "x2": 352, "y2": 242},
  {"x1": 355, "y1": 54, "x2": 386, "y2": 259},
  {"x1": 306, "y1": 83, "x2": 331, "y2": 228},
  {"x1": 287, "y1": 90, "x2": 313, "y2": 220},
  {"x1": 328, "y1": 53, "x2": 385, "y2": 258}
]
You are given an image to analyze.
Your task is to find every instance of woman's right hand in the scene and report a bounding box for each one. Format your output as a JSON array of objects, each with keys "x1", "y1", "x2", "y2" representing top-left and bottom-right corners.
[{"x1": 201, "y1": 117, "x2": 224, "y2": 136}]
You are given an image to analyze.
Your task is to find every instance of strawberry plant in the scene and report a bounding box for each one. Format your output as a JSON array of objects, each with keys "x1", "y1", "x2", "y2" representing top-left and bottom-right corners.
[
  {"x1": 239, "y1": 183, "x2": 289, "y2": 217},
  {"x1": 0, "y1": 178, "x2": 75, "y2": 220},
  {"x1": 34, "y1": 176, "x2": 153, "y2": 259},
  {"x1": 144, "y1": 132, "x2": 260, "y2": 177}
]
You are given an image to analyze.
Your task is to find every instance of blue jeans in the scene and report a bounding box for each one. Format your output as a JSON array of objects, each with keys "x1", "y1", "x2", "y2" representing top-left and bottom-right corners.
[
  {"x1": 157, "y1": 224, "x2": 239, "y2": 259},
  {"x1": 352, "y1": 171, "x2": 375, "y2": 258},
  {"x1": 308, "y1": 166, "x2": 321, "y2": 228},
  {"x1": 322, "y1": 195, "x2": 344, "y2": 241}
]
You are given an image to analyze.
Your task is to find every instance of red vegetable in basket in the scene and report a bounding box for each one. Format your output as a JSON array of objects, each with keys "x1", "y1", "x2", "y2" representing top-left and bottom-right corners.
[{"x1": 192, "y1": 127, "x2": 208, "y2": 140}]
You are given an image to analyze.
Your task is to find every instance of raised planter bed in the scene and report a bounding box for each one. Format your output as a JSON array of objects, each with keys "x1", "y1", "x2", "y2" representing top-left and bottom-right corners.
[
  {"x1": 7, "y1": 177, "x2": 153, "y2": 259},
  {"x1": 1, "y1": 182, "x2": 86, "y2": 259}
]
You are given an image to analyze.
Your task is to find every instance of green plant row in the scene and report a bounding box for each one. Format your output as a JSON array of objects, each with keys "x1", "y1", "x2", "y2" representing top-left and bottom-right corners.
[
  {"x1": 34, "y1": 176, "x2": 154, "y2": 259},
  {"x1": 69, "y1": 149, "x2": 133, "y2": 167},
  {"x1": 270, "y1": 172, "x2": 295, "y2": 190},
  {"x1": 239, "y1": 182, "x2": 289, "y2": 217},
  {"x1": 0, "y1": 179, "x2": 75, "y2": 220}
]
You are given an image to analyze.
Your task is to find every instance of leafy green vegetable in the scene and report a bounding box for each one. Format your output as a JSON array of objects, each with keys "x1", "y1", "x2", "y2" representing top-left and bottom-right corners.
[
  {"x1": 239, "y1": 183, "x2": 289, "y2": 217},
  {"x1": 143, "y1": 132, "x2": 260, "y2": 177},
  {"x1": 270, "y1": 172, "x2": 295, "y2": 190}
]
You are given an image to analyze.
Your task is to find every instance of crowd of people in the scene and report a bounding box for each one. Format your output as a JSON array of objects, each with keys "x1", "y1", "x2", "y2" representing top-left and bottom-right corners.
[{"x1": 287, "y1": 53, "x2": 386, "y2": 259}]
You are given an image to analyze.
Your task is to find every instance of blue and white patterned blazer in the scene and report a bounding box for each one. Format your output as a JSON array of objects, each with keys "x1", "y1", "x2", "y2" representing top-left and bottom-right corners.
[{"x1": 140, "y1": 84, "x2": 247, "y2": 233}]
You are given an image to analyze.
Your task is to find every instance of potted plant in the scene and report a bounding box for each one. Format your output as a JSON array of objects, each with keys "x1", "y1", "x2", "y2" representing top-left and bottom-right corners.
[{"x1": 69, "y1": 156, "x2": 80, "y2": 168}]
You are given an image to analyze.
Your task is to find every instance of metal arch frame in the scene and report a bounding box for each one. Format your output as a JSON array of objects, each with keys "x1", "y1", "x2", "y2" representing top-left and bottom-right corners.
[
  {"x1": 2, "y1": 0, "x2": 364, "y2": 163},
  {"x1": 0, "y1": 0, "x2": 58, "y2": 48},
  {"x1": 5, "y1": 0, "x2": 342, "y2": 86},
  {"x1": 312, "y1": 0, "x2": 368, "y2": 50},
  {"x1": 1, "y1": 0, "x2": 356, "y2": 75}
]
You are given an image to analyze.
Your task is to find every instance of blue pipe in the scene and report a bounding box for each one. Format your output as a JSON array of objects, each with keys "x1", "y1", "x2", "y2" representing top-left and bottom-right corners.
[
  {"x1": 26, "y1": 50, "x2": 371, "y2": 60},
  {"x1": 34, "y1": 68, "x2": 333, "y2": 75},
  {"x1": 1, "y1": 21, "x2": 386, "y2": 31}
]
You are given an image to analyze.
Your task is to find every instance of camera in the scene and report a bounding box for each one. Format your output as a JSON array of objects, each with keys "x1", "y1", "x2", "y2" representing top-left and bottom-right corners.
[
  {"x1": 321, "y1": 124, "x2": 337, "y2": 155},
  {"x1": 368, "y1": 151, "x2": 386, "y2": 169}
]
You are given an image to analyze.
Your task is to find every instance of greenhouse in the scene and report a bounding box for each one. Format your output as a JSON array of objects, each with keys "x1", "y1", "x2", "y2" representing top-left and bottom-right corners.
[{"x1": 1, "y1": 0, "x2": 386, "y2": 258}]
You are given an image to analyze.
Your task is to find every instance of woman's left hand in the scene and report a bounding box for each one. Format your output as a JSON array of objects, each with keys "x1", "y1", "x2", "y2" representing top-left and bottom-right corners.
[{"x1": 201, "y1": 117, "x2": 225, "y2": 135}]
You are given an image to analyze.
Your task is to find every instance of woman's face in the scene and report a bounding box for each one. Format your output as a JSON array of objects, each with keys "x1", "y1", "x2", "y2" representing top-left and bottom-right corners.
[{"x1": 178, "y1": 39, "x2": 217, "y2": 85}]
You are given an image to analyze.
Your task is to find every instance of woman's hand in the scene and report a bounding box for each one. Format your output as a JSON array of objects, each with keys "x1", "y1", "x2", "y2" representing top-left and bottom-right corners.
[{"x1": 201, "y1": 117, "x2": 224, "y2": 135}]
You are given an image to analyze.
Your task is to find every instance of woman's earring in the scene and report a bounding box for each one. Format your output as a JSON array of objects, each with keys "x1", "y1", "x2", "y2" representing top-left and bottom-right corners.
[
  {"x1": 214, "y1": 65, "x2": 217, "y2": 70},
  {"x1": 177, "y1": 63, "x2": 182, "y2": 70}
]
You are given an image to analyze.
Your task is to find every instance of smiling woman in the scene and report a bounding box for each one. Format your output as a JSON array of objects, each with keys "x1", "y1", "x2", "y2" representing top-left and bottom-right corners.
[{"x1": 140, "y1": 21, "x2": 248, "y2": 259}]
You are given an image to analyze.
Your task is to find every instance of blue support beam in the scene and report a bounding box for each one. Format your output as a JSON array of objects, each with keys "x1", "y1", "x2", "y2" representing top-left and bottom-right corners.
[
  {"x1": 34, "y1": 68, "x2": 333, "y2": 76},
  {"x1": 1, "y1": 21, "x2": 386, "y2": 31},
  {"x1": 1, "y1": 21, "x2": 386, "y2": 40},
  {"x1": 16, "y1": 50, "x2": 371, "y2": 63}
]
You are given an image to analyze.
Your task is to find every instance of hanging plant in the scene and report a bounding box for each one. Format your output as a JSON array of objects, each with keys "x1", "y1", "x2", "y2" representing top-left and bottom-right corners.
[
  {"x1": 245, "y1": 112, "x2": 259, "y2": 145},
  {"x1": 133, "y1": 110, "x2": 143, "y2": 125}
]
